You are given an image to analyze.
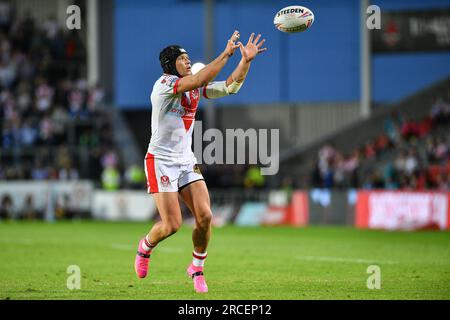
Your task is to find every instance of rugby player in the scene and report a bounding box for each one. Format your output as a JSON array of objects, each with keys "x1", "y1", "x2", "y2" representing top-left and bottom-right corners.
[{"x1": 135, "y1": 30, "x2": 267, "y2": 293}]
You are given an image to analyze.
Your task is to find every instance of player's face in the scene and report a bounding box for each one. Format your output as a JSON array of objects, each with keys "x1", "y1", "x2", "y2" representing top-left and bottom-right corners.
[{"x1": 175, "y1": 54, "x2": 192, "y2": 77}]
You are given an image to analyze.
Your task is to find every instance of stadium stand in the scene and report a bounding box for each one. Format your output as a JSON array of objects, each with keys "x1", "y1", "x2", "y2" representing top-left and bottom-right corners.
[
  {"x1": 280, "y1": 76, "x2": 450, "y2": 190},
  {"x1": 309, "y1": 98, "x2": 450, "y2": 190},
  {"x1": 0, "y1": 10, "x2": 125, "y2": 187}
]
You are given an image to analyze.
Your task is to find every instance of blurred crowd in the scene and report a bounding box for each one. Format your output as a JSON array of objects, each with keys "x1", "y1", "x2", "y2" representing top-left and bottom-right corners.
[
  {"x1": 310, "y1": 94, "x2": 450, "y2": 190},
  {"x1": 201, "y1": 164, "x2": 266, "y2": 189},
  {"x1": 0, "y1": 5, "x2": 133, "y2": 189}
]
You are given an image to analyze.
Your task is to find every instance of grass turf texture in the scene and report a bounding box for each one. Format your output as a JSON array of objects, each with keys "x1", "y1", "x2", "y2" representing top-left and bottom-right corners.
[{"x1": 0, "y1": 221, "x2": 449, "y2": 300}]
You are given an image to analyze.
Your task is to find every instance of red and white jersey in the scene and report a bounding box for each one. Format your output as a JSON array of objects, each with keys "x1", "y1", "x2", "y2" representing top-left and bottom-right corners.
[{"x1": 147, "y1": 74, "x2": 201, "y2": 164}]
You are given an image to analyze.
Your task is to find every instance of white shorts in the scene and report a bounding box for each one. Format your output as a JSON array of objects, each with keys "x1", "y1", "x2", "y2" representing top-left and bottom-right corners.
[{"x1": 144, "y1": 153, "x2": 204, "y2": 193}]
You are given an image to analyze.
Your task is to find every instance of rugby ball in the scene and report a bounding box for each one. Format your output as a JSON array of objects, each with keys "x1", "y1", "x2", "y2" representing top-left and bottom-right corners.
[{"x1": 274, "y1": 5, "x2": 314, "y2": 33}]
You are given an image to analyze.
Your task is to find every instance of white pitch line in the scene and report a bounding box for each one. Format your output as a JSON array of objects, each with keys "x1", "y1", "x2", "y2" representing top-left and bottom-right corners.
[{"x1": 296, "y1": 255, "x2": 398, "y2": 265}]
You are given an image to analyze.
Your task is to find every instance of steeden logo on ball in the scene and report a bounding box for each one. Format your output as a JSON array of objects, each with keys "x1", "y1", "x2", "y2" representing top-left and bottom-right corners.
[{"x1": 274, "y1": 5, "x2": 315, "y2": 33}]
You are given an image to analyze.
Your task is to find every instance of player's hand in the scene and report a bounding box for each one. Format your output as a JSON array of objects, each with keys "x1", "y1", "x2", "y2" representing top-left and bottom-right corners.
[
  {"x1": 224, "y1": 30, "x2": 241, "y2": 57},
  {"x1": 238, "y1": 33, "x2": 267, "y2": 63}
]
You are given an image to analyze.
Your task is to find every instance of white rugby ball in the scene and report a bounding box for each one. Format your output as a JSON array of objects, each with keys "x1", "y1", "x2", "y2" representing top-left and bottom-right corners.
[{"x1": 274, "y1": 5, "x2": 314, "y2": 33}]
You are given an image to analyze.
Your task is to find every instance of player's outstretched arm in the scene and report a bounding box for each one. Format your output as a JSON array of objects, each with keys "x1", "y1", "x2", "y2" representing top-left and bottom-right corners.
[
  {"x1": 201, "y1": 33, "x2": 267, "y2": 99},
  {"x1": 175, "y1": 31, "x2": 241, "y2": 94},
  {"x1": 225, "y1": 33, "x2": 267, "y2": 90}
]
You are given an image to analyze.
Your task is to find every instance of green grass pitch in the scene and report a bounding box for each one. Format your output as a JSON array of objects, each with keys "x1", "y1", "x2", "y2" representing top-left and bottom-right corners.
[{"x1": 0, "y1": 221, "x2": 449, "y2": 300}]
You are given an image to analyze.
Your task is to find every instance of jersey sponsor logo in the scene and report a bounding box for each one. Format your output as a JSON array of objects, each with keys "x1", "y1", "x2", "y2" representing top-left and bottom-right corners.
[
  {"x1": 168, "y1": 78, "x2": 176, "y2": 87},
  {"x1": 170, "y1": 107, "x2": 186, "y2": 116},
  {"x1": 162, "y1": 75, "x2": 178, "y2": 87},
  {"x1": 160, "y1": 175, "x2": 170, "y2": 187}
]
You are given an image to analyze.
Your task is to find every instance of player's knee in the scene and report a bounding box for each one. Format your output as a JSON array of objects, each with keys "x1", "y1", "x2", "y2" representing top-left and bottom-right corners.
[
  {"x1": 164, "y1": 220, "x2": 182, "y2": 236},
  {"x1": 196, "y1": 208, "x2": 212, "y2": 229},
  {"x1": 164, "y1": 225, "x2": 179, "y2": 236}
]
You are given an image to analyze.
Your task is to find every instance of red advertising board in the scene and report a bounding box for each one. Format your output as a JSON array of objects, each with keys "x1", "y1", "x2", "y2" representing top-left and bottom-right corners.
[
  {"x1": 262, "y1": 191, "x2": 309, "y2": 226},
  {"x1": 287, "y1": 191, "x2": 309, "y2": 226},
  {"x1": 356, "y1": 191, "x2": 450, "y2": 230}
]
